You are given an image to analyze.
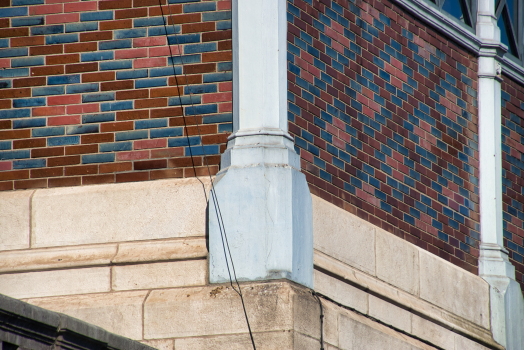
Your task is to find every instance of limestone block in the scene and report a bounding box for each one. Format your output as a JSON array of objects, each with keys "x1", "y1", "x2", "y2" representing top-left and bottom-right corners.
[
  {"x1": 454, "y1": 335, "x2": 491, "y2": 350},
  {"x1": 411, "y1": 315, "x2": 454, "y2": 349},
  {"x1": 368, "y1": 295, "x2": 411, "y2": 333},
  {"x1": 173, "y1": 332, "x2": 293, "y2": 350},
  {"x1": 294, "y1": 332, "x2": 320, "y2": 350},
  {"x1": 141, "y1": 339, "x2": 173, "y2": 350},
  {"x1": 144, "y1": 282, "x2": 296, "y2": 339},
  {"x1": 419, "y1": 250, "x2": 490, "y2": 328},
  {"x1": 31, "y1": 178, "x2": 209, "y2": 248},
  {"x1": 375, "y1": 229, "x2": 419, "y2": 295},
  {"x1": 312, "y1": 196, "x2": 375, "y2": 275},
  {"x1": 0, "y1": 267, "x2": 110, "y2": 299},
  {"x1": 112, "y1": 238, "x2": 207, "y2": 264},
  {"x1": 293, "y1": 288, "x2": 321, "y2": 340},
  {"x1": 0, "y1": 244, "x2": 117, "y2": 274},
  {"x1": 338, "y1": 314, "x2": 414, "y2": 350},
  {"x1": 26, "y1": 290, "x2": 148, "y2": 340},
  {"x1": 0, "y1": 189, "x2": 32, "y2": 251},
  {"x1": 112, "y1": 260, "x2": 207, "y2": 291},
  {"x1": 322, "y1": 300, "x2": 340, "y2": 347},
  {"x1": 314, "y1": 270, "x2": 368, "y2": 314}
]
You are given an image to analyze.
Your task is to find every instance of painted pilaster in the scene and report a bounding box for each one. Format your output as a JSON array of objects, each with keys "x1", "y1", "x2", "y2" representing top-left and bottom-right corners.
[
  {"x1": 208, "y1": 0, "x2": 313, "y2": 288},
  {"x1": 477, "y1": 2, "x2": 524, "y2": 348}
]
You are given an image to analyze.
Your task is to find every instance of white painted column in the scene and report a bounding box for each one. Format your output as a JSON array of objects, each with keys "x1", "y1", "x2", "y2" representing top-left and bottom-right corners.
[
  {"x1": 477, "y1": 2, "x2": 524, "y2": 348},
  {"x1": 208, "y1": 0, "x2": 313, "y2": 288}
]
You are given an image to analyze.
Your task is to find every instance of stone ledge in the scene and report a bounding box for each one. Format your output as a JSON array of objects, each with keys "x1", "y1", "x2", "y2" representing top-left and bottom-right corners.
[
  {"x1": 314, "y1": 251, "x2": 502, "y2": 350},
  {"x1": 0, "y1": 237, "x2": 207, "y2": 274}
]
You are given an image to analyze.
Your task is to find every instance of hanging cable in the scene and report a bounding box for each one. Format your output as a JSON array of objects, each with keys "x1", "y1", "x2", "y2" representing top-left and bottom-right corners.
[
  {"x1": 312, "y1": 291, "x2": 325, "y2": 350},
  {"x1": 158, "y1": 2, "x2": 256, "y2": 349}
]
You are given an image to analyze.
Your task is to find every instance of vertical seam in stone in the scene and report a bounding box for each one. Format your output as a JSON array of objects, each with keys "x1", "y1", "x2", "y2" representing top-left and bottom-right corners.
[
  {"x1": 109, "y1": 244, "x2": 120, "y2": 292},
  {"x1": 142, "y1": 289, "x2": 153, "y2": 341},
  {"x1": 28, "y1": 189, "x2": 36, "y2": 248}
]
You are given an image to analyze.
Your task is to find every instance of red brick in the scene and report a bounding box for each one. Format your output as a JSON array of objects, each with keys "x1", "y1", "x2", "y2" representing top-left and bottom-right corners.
[
  {"x1": 116, "y1": 171, "x2": 149, "y2": 183},
  {"x1": 116, "y1": 150, "x2": 149, "y2": 161},
  {"x1": 135, "y1": 98, "x2": 167, "y2": 109},
  {"x1": 66, "y1": 62, "x2": 98, "y2": 74},
  {"x1": 30, "y1": 4, "x2": 63, "y2": 15},
  {"x1": 66, "y1": 103, "x2": 99, "y2": 114},
  {"x1": 46, "y1": 53, "x2": 79, "y2": 65},
  {"x1": 65, "y1": 144, "x2": 98, "y2": 155},
  {"x1": 133, "y1": 36, "x2": 166, "y2": 47},
  {"x1": 31, "y1": 45, "x2": 63, "y2": 56},
  {"x1": 65, "y1": 164, "x2": 97, "y2": 176},
  {"x1": 100, "y1": 121, "x2": 133, "y2": 132},
  {"x1": 48, "y1": 94, "x2": 81, "y2": 105},
  {"x1": 15, "y1": 179, "x2": 47, "y2": 190},
  {"x1": 82, "y1": 174, "x2": 115, "y2": 185},
  {"x1": 101, "y1": 80, "x2": 134, "y2": 91},
  {"x1": 0, "y1": 28, "x2": 28, "y2": 38},
  {"x1": 134, "y1": 159, "x2": 167, "y2": 170},
  {"x1": 202, "y1": 30, "x2": 232, "y2": 42},
  {"x1": 0, "y1": 88, "x2": 31, "y2": 99},
  {"x1": 31, "y1": 167, "x2": 63, "y2": 178},
  {"x1": 64, "y1": 1, "x2": 96, "y2": 12},
  {"x1": 0, "y1": 129, "x2": 30, "y2": 140},
  {"x1": 13, "y1": 138, "x2": 46, "y2": 149},
  {"x1": 115, "y1": 8, "x2": 147, "y2": 19},
  {"x1": 82, "y1": 71, "x2": 115, "y2": 83},
  {"x1": 182, "y1": 22, "x2": 215, "y2": 34},
  {"x1": 64, "y1": 42, "x2": 97, "y2": 53},
  {"x1": 31, "y1": 65, "x2": 64, "y2": 76},
  {"x1": 134, "y1": 138, "x2": 167, "y2": 149},
  {"x1": 81, "y1": 133, "x2": 115, "y2": 144},
  {"x1": 11, "y1": 36, "x2": 45, "y2": 47},
  {"x1": 31, "y1": 147, "x2": 64, "y2": 158},
  {"x1": 13, "y1": 77, "x2": 46, "y2": 88},
  {"x1": 47, "y1": 13, "x2": 80, "y2": 24},
  {"x1": 150, "y1": 169, "x2": 183, "y2": 180},
  {"x1": 48, "y1": 155, "x2": 80, "y2": 167},
  {"x1": 80, "y1": 31, "x2": 113, "y2": 42},
  {"x1": 133, "y1": 57, "x2": 166, "y2": 68},
  {"x1": 99, "y1": 162, "x2": 132, "y2": 173},
  {"x1": 114, "y1": 48, "x2": 147, "y2": 59},
  {"x1": 0, "y1": 170, "x2": 29, "y2": 181},
  {"x1": 116, "y1": 110, "x2": 149, "y2": 120},
  {"x1": 100, "y1": 0, "x2": 132, "y2": 9},
  {"x1": 48, "y1": 177, "x2": 81, "y2": 188},
  {"x1": 100, "y1": 19, "x2": 133, "y2": 31},
  {"x1": 202, "y1": 50, "x2": 232, "y2": 62}
]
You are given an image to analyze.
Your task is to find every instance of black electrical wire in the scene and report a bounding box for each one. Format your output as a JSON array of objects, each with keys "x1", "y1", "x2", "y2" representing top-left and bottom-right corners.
[
  {"x1": 158, "y1": 2, "x2": 257, "y2": 349},
  {"x1": 312, "y1": 291, "x2": 325, "y2": 350}
]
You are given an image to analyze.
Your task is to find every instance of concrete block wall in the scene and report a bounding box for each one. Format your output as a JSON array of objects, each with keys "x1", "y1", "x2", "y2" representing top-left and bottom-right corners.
[
  {"x1": 287, "y1": 0, "x2": 480, "y2": 274},
  {"x1": 0, "y1": 0, "x2": 232, "y2": 191},
  {"x1": 501, "y1": 76, "x2": 524, "y2": 291}
]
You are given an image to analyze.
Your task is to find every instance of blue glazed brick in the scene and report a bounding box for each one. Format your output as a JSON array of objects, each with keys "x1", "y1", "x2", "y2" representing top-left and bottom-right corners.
[
  {"x1": 116, "y1": 69, "x2": 147, "y2": 80},
  {"x1": 0, "y1": 109, "x2": 30, "y2": 119},
  {"x1": 169, "y1": 0, "x2": 198, "y2": 3},
  {"x1": 167, "y1": 33, "x2": 200, "y2": 45},
  {"x1": 0, "y1": 68, "x2": 29, "y2": 79},
  {"x1": 32, "y1": 86, "x2": 65, "y2": 96},
  {"x1": 203, "y1": 72, "x2": 232, "y2": 83},
  {"x1": 218, "y1": 123, "x2": 232, "y2": 132},
  {"x1": 0, "y1": 7, "x2": 28, "y2": 17},
  {"x1": 185, "y1": 104, "x2": 217, "y2": 116},
  {"x1": 31, "y1": 25, "x2": 63, "y2": 36},
  {"x1": 12, "y1": 16, "x2": 44, "y2": 27},
  {"x1": 184, "y1": 84, "x2": 217, "y2": 94},
  {"x1": 135, "y1": 77, "x2": 167, "y2": 89},
  {"x1": 100, "y1": 142, "x2": 132, "y2": 152},
  {"x1": 148, "y1": 26, "x2": 180, "y2": 36},
  {"x1": 0, "y1": 47, "x2": 28, "y2": 58},
  {"x1": 115, "y1": 130, "x2": 148, "y2": 141},
  {"x1": 202, "y1": 113, "x2": 231, "y2": 124},
  {"x1": 217, "y1": 21, "x2": 232, "y2": 30},
  {"x1": 217, "y1": 62, "x2": 232, "y2": 71},
  {"x1": 202, "y1": 11, "x2": 231, "y2": 21},
  {"x1": 65, "y1": 22, "x2": 98, "y2": 33},
  {"x1": 99, "y1": 39, "x2": 132, "y2": 50},
  {"x1": 67, "y1": 124, "x2": 99, "y2": 135},
  {"x1": 13, "y1": 159, "x2": 46, "y2": 169},
  {"x1": 168, "y1": 54, "x2": 200, "y2": 65},
  {"x1": 101, "y1": 101, "x2": 133, "y2": 112},
  {"x1": 168, "y1": 136, "x2": 200, "y2": 147},
  {"x1": 12, "y1": 0, "x2": 43, "y2": 4},
  {"x1": 81, "y1": 51, "x2": 114, "y2": 62},
  {"x1": 82, "y1": 113, "x2": 115, "y2": 124},
  {"x1": 47, "y1": 136, "x2": 80, "y2": 146},
  {"x1": 150, "y1": 66, "x2": 181, "y2": 77},
  {"x1": 82, "y1": 153, "x2": 115, "y2": 164},
  {"x1": 184, "y1": 42, "x2": 217, "y2": 54},
  {"x1": 82, "y1": 92, "x2": 115, "y2": 103},
  {"x1": 150, "y1": 127, "x2": 183, "y2": 138},
  {"x1": 0, "y1": 141, "x2": 11, "y2": 150},
  {"x1": 115, "y1": 28, "x2": 147, "y2": 39},
  {"x1": 0, "y1": 39, "x2": 7, "y2": 48},
  {"x1": 185, "y1": 145, "x2": 219, "y2": 156},
  {"x1": 0, "y1": 80, "x2": 11, "y2": 89},
  {"x1": 183, "y1": 2, "x2": 216, "y2": 12},
  {"x1": 100, "y1": 60, "x2": 132, "y2": 71},
  {"x1": 81, "y1": 11, "x2": 113, "y2": 22},
  {"x1": 168, "y1": 95, "x2": 201, "y2": 106},
  {"x1": 134, "y1": 17, "x2": 165, "y2": 27},
  {"x1": 135, "y1": 119, "x2": 167, "y2": 129},
  {"x1": 0, "y1": 150, "x2": 30, "y2": 160},
  {"x1": 13, "y1": 98, "x2": 46, "y2": 108},
  {"x1": 32, "y1": 127, "x2": 65, "y2": 137},
  {"x1": 46, "y1": 33, "x2": 79, "y2": 45},
  {"x1": 67, "y1": 83, "x2": 99, "y2": 94},
  {"x1": 48, "y1": 74, "x2": 80, "y2": 85}
]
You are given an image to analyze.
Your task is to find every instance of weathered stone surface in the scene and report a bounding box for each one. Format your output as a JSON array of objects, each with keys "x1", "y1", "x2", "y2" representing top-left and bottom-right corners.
[
  {"x1": 26, "y1": 291, "x2": 148, "y2": 340},
  {"x1": 339, "y1": 313, "x2": 415, "y2": 350},
  {"x1": 144, "y1": 282, "x2": 297, "y2": 339},
  {"x1": 294, "y1": 332, "x2": 320, "y2": 350},
  {"x1": 112, "y1": 260, "x2": 207, "y2": 291},
  {"x1": 31, "y1": 178, "x2": 209, "y2": 248},
  {"x1": 411, "y1": 315, "x2": 454, "y2": 350},
  {"x1": 0, "y1": 267, "x2": 110, "y2": 299},
  {"x1": 312, "y1": 196, "x2": 375, "y2": 275},
  {"x1": 0, "y1": 189, "x2": 32, "y2": 251},
  {"x1": 369, "y1": 295, "x2": 411, "y2": 333},
  {"x1": 455, "y1": 335, "x2": 491, "y2": 350},
  {"x1": 314, "y1": 270, "x2": 368, "y2": 314},
  {"x1": 0, "y1": 244, "x2": 117, "y2": 274},
  {"x1": 375, "y1": 229, "x2": 419, "y2": 295},
  {"x1": 322, "y1": 300, "x2": 339, "y2": 347},
  {"x1": 174, "y1": 332, "x2": 293, "y2": 350},
  {"x1": 141, "y1": 339, "x2": 173, "y2": 350},
  {"x1": 112, "y1": 238, "x2": 207, "y2": 264},
  {"x1": 419, "y1": 250, "x2": 490, "y2": 328}
]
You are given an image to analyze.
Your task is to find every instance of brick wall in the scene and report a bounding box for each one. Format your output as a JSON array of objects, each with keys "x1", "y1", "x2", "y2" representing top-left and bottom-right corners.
[
  {"x1": 501, "y1": 76, "x2": 524, "y2": 291},
  {"x1": 0, "y1": 0, "x2": 232, "y2": 190},
  {"x1": 287, "y1": 0, "x2": 481, "y2": 274}
]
